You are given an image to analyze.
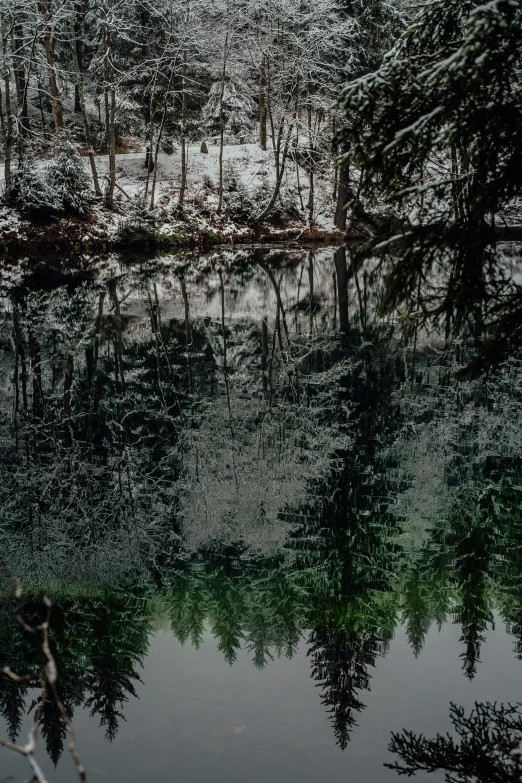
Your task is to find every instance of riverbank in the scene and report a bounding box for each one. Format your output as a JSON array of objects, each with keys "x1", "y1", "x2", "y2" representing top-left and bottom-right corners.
[{"x1": 0, "y1": 202, "x2": 349, "y2": 257}]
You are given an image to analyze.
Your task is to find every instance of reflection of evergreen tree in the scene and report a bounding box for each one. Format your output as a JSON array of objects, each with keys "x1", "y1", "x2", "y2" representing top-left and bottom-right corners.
[
  {"x1": 420, "y1": 495, "x2": 495, "y2": 679},
  {"x1": 0, "y1": 590, "x2": 150, "y2": 760},
  {"x1": 0, "y1": 678, "x2": 28, "y2": 743},
  {"x1": 0, "y1": 600, "x2": 31, "y2": 743},
  {"x1": 402, "y1": 570, "x2": 433, "y2": 658},
  {"x1": 1, "y1": 250, "x2": 522, "y2": 771},
  {"x1": 34, "y1": 673, "x2": 86, "y2": 765},
  {"x1": 85, "y1": 663, "x2": 141, "y2": 742},
  {"x1": 387, "y1": 701, "x2": 522, "y2": 782},
  {"x1": 309, "y1": 627, "x2": 386, "y2": 750}
]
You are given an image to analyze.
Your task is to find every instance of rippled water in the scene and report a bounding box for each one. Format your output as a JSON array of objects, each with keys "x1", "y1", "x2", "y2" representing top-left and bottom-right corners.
[{"x1": 0, "y1": 246, "x2": 521, "y2": 782}]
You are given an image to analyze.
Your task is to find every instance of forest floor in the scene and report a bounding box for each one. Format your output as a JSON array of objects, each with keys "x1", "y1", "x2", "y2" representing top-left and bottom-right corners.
[{"x1": 0, "y1": 142, "x2": 347, "y2": 256}]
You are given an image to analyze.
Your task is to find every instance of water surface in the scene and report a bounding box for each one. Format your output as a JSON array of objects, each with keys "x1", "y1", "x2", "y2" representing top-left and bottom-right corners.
[{"x1": 0, "y1": 246, "x2": 521, "y2": 781}]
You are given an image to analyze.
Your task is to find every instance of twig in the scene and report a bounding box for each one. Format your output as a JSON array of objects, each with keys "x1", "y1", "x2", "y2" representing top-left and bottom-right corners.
[{"x1": 0, "y1": 590, "x2": 87, "y2": 782}]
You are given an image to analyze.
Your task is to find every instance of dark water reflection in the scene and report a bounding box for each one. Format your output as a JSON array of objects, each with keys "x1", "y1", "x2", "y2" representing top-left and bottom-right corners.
[{"x1": 0, "y1": 246, "x2": 521, "y2": 781}]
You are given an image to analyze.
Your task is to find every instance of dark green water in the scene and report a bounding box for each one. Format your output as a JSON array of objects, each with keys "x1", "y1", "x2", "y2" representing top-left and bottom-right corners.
[{"x1": 0, "y1": 246, "x2": 521, "y2": 782}]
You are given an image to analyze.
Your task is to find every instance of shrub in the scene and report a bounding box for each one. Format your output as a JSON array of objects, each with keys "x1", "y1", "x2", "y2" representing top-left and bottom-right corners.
[
  {"x1": 10, "y1": 161, "x2": 61, "y2": 218},
  {"x1": 117, "y1": 196, "x2": 159, "y2": 245},
  {"x1": 224, "y1": 188, "x2": 256, "y2": 223},
  {"x1": 46, "y1": 142, "x2": 94, "y2": 215}
]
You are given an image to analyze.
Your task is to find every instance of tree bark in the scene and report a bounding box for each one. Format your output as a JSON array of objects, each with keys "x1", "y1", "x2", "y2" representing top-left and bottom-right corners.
[
  {"x1": 1, "y1": 13, "x2": 13, "y2": 201},
  {"x1": 13, "y1": 25, "x2": 29, "y2": 136},
  {"x1": 307, "y1": 107, "x2": 314, "y2": 227},
  {"x1": 179, "y1": 52, "x2": 187, "y2": 205},
  {"x1": 256, "y1": 120, "x2": 294, "y2": 222},
  {"x1": 217, "y1": 32, "x2": 228, "y2": 214},
  {"x1": 39, "y1": 0, "x2": 65, "y2": 135},
  {"x1": 334, "y1": 142, "x2": 350, "y2": 231},
  {"x1": 104, "y1": 22, "x2": 116, "y2": 208},
  {"x1": 259, "y1": 56, "x2": 267, "y2": 151},
  {"x1": 69, "y1": 18, "x2": 101, "y2": 196}
]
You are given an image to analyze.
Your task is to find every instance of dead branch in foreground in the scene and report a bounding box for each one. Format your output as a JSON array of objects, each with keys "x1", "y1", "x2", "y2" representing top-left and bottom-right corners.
[{"x1": 0, "y1": 564, "x2": 87, "y2": 783}]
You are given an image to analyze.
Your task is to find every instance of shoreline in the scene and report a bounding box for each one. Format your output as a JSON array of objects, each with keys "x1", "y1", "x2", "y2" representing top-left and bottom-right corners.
[
  {"x1": 0, "y1": 209, "x2": 350, "y2": 257},
  {"x1": 1, "y1": 207, "x2": 521, "y2": 260}
]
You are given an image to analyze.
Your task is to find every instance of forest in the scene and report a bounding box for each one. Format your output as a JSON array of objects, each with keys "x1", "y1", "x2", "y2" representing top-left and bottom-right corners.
[
  {"x1": 0, "y1": 0, "x2": 516, "y2": 246},
  {"x1": 0, "y1": 1, "x2": 522, "y2": 783}
]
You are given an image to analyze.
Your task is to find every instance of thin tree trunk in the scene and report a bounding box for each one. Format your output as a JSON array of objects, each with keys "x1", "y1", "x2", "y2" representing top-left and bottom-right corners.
[
  {"x1": 69, "y1": 19, "x2": 101, "y2": 196},
  {"x1": 12, "y1": 25, "x2": 29, "y2": 136},
  {"x1": 104, "y1": 23, "x2": 116, "y2": 208},
  {"x1": 307, "y1": 107, "x2": 314, "y2": 227},
  {"x1": 259, "y1": 56, "x2": 267, "y2": 151},
  {"x1": 39, "y1": 0, "x2": 64, "y2": 135},
  {"x1": 36, "y1": 74, "x2": 46, "y2": 133},
  {"x1": 109, "y1": 280, "x2": 126, "y2": 397},
  {"x1": 179, "y1": 52, "x2": 187, "y2": 205},
  {"x1": 217, "y1": 32, "x2": 228, "y2": 214},
  {"x1": 151, "y1": 67, "x2": 175, "y2": 209},
  {"x1": 256, "y1": 120, "x2": 294, "y2": 222},
  {"x1": 28, "y1": 329, "x2": 43, "y2": 419},
  {"x1": 104, "y1": 84, "x2": 110, "y2": 150},
  {"x1": 1, "y1": 13, "x2": 13, "y2": 201},
  {"x1": 73, "y1": 13, "x2": 84, "y2": 113},
  {"x1": 11, "y1": 292, "x2": 27, "y2": 412},
  {"x1": 308, "y1": 250, "x2": 314, "y2": 337},
  {"x1": 0, "y1": 82, "x2": 5, "y2": 139},
  {"x1": 334, "y1": 141, "x2": 350, "y2": 231}
]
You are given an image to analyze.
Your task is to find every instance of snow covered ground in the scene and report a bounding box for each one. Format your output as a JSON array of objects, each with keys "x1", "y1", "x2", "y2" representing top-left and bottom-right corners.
[
  {"x1": 0, "y1": 142, "x2": 337, "y2": 231},
  {"x1": 99, "y1": 142, "x2": 336, "y2": 229}
]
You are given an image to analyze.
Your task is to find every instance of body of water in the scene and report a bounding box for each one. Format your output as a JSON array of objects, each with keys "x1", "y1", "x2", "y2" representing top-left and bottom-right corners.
[{"x1": 0, "y1": 246, "x2": 521, "y2": 782}]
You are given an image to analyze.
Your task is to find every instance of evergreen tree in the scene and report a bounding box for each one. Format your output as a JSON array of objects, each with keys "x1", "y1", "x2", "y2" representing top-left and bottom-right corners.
[{"x1": 46, "y1": 141, "x2": 94, "y2": 215}]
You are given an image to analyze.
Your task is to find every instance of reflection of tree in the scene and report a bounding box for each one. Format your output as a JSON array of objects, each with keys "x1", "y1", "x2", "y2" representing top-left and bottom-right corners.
[
  {"x1": 1, "y1": 249, "x2": 522, "y2": 769},
  {"x1": 0, "y1": 591, "x2": 150, "y2": 762},
  {"x1": 309, "y1": 626, "x2": 386, "y2": 750},
  {"x1": 387, "y1": 702, "x2": 522, "y2": 783},
  {"x1": 84, "y1": 666, "x2": 141, "y2": 742}
]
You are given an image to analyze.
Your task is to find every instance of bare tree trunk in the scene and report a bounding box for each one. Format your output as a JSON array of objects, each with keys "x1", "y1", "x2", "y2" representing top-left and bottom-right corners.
[
  {"x1": 11, "y1": 292, "x2": 27, "y2": 412},
  {"x1": 39, "y1": 0, "x2": 65, "y2": 135},
  {"x1": 259, "y1": 56, "x2": 267, "y2": 151},
  {"x1": 36, "y1": 74, "x2": 47, "y2": 133},
  {"x1": 104, "y1": 24, "x2": 116, "y2": 208},
  {"x1": 307, "y1": 107, "x2": 314, "y2": 227},
  {"x1": 72, "y1": 11, "x2": 84, "y2": 114},
  {"x1": 28, "y1": 329, "x2": 43, "y2": 419},
  {"x1": 144, "y1": 72, "x2": 157, "y2": 199},
  {"x1": 69, "y1": 19, "x2": 101, "y2": 196},
  {"x1": 12, "y1": 25, "x2": 29, "y2": 136},
  {"x1": 334, "y1": 161, "x2": 350, "y2": 231},
  {"x1": 217, "y1": 32, "x2": 228, "y2": 214},
  {"x1": 180, "y1": 278, "x2": 193, "y2": 393},
  {"x1": 332, "y1": 117, "x2": 337, "y2": 202},
  {"x1": 151, "y1": 68, "x2": 175, "y2": 209},
  {"x1": 179, "y1": 53, "x2": 187, "y2": 205},
  {"x1": 1, "y1": 13, "x2": 13, "y2": 201},
  {"x1": 104, "y1": 85, "x2": 110, "y2": 150},
  {"x1": 0, "y1": 82, "x2": 5, "y2": 139},
  {"x1": 308, "y1": 250, "x2": 314, "y2": 337},
  {"x1": 256, "y1": 121, "x2": 294, "y2": 222}
]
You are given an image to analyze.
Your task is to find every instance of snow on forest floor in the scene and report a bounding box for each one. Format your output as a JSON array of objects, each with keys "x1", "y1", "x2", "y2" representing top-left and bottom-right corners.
[
  {"x1": 0, "y1": 141, "x2": 337, "y2": 233},
  {"x1": 97, "y1": 142, "x2": 336, "y2": 229}
]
